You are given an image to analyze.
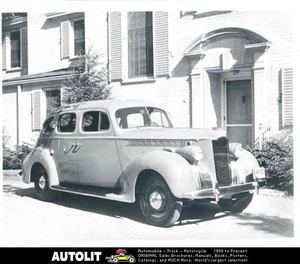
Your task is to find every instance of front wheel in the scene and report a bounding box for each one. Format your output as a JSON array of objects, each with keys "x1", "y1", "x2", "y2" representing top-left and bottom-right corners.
[
  {"x1": 139, "y1": 177, "x2": 183, "y2": 227},
  {"x1": 218, "y1": 192, "x2": 253, "y2": 213},
  {"x1": 34, "y1": 167, "x2": 56, "y2": 202}
]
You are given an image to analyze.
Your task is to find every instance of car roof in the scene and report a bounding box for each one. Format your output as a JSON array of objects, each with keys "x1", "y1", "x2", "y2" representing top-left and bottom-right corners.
[{"x1": 51, "y1": 99, "x2": 164, "y2": 115}]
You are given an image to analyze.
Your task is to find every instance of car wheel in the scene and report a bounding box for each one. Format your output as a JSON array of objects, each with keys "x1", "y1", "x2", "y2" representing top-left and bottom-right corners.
[
  {"x1": 129, "y1": 257, "x2": 136, "y2": 263},
  {"x1": 218, "y1": 192, "x2": 253, "y2": 213},
  {"x1": 34, "y1": 167, "x2": 56, "y2": 202},
  {"x1": 139, "y1": 177, "x2": 183, "y2": 227},
  {"x1": 112, "y1": 257, "x2": 119, "y2": 263}
]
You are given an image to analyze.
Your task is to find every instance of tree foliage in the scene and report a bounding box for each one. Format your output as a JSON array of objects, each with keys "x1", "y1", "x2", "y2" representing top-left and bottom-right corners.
[{"x1": 63, "y1": 48, "x2": 111, "y2": 104}]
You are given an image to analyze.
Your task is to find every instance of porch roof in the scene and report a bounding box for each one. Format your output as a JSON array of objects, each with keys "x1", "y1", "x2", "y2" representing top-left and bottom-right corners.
[{"x1": 2, "y1": 68, "x2": 73, "y2": 87}]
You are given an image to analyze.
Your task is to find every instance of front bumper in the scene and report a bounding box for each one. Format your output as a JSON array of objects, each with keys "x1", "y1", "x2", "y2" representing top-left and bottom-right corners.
[{"x1": 181, "y1": 182, "x2": 257, "y2": 201}]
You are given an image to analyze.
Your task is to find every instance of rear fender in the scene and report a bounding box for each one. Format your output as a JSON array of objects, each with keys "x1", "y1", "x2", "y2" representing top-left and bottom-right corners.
[
  {"x1": 22, "y1": 146, "x2": 59, "y2": 186},
  {"x1": 121, "y1": 150, "x2": 197, "y2": 202}
]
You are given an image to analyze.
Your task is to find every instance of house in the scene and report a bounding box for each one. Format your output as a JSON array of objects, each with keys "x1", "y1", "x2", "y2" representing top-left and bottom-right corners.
[
  {"x1": 2, "y1": 11, "x2": 107, "y2": 147},
  {"x1": 1, "y1": 11, "x2": 293, "y2": 148}
]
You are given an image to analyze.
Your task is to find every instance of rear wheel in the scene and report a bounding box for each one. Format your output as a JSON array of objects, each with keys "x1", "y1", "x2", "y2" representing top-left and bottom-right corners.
[
  {"x1": 218, "y1": 192, "x2": 253, "y2": 213},
  {"x1": 139, "y1": 177, "x2": 183, "y2": 227},
  {"x1": 34, "y1": 167, "x2": 56, "y2": 201}
]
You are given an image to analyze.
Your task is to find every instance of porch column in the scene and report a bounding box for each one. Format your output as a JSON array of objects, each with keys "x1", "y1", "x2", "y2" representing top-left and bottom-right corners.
[
  {"x1": 17, "y1": 84, "x2": 22, "y2": 146},
  {"x1": 190, "y1": 67, "x2": 204, "y2": 128}
]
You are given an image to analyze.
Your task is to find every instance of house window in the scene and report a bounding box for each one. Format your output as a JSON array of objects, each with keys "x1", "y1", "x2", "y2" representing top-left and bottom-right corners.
[
  {"x1": 10, "y1": 31, "x2": 21, "y2": 68},
  {"x1": 127, "y1": 12, "x2": 153, "y2": 78},
  {"x1": 46, "y1": 89, "x2": 61, "y2": 116},
  {"x1": 74, "y1": 20, "x2": 85, "y2": 56}
]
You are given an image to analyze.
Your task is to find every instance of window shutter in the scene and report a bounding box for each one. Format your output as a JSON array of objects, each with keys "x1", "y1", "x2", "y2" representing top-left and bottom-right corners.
[
  {"x1": 282, "y1": 68, "x2": 293, "y2": 127},
  {"x1": 109, "y1": 12, "x2": 122, "y2": 81},
  {"x1": 2, "y1": 35, "x2": 7, "y2": 70},
  {"x1": 153, "y1": 11, "x2": 169, "y2": 77},
  {"x1": 32, "y1": 91, "x2": 42, "y2": 130},
  {"x1": 21, "y1": 27, "x2": 28, "y2": 69},
  {"x1": 60, "y1": 21, "x2": 70, "y2": 59}
]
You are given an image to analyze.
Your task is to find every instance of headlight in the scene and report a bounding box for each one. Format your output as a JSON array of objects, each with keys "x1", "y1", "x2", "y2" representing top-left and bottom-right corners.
[
  {"x1": 192, "y1": 146, "x2": 203, "y2": 161},
  {"x1": 175, "y1": 145, "x2": 203, "y2": 164}
]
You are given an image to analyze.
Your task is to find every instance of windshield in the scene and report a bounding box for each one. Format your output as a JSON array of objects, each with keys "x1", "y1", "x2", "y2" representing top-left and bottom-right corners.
[{"x1": 115, "y1": 107, "x2": 173, "y2": 129}]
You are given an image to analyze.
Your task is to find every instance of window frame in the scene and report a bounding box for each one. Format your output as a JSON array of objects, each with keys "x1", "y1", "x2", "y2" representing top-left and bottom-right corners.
[
  {"x1": 3, "y1": 29, "x2": 23, "y2": 71},
  {"x1": 73, "y1": 19, "x2": 85, "y2": 57},
  {"x1": 79, "y1": 109, "x2": 112, "y2": 134},
  {"x1": 44, "y1": 87, "x2": 62, "y2": 117},
  {"x1": 121, "y1": 11, "x2": 156, "y2": 82},
  {"x1": 127, "y1": 11, "x2": 154, "y2": 79},
  {"x1": 60, "y1": 16, "x2": 85, "y2": 61},
  {"x1": 10, "y1": 30, "x2": 21, "y2": 68}
]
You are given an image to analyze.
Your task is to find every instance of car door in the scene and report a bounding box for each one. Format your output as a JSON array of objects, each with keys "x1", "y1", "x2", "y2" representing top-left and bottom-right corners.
[
  {"x1": 52, "y1": 112, "x2": 78, "y2": 184},
  {"x1": 76, "y1": 109, "x2": 123, "y2": 188}
]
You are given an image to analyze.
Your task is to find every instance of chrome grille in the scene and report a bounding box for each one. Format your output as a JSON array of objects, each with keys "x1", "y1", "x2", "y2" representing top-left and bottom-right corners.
[{"x1": 212, "y1": 137, "x2": 232, "y2": 186}]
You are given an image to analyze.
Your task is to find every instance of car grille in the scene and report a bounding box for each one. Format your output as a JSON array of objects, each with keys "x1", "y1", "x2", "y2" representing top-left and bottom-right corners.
[{"x1": 212, "y1": 137, "x2": 232, "y2": 186}]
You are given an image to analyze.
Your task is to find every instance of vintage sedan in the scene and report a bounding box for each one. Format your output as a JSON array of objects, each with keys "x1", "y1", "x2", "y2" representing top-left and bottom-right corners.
[{"x1": 22, "y1": 99, "x2": 265, "y2": 227}]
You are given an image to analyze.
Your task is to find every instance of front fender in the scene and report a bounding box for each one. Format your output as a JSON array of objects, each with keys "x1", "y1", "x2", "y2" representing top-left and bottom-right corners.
[
  {"x1": 231, "y1": 149, "x2": 260, "y2": 184},
  {"x1": 120, "y1": 150, "x2": 197, "y2": 201},
  {"x1": 22, "y1": 146, "x2": 59, "y2": 186}
]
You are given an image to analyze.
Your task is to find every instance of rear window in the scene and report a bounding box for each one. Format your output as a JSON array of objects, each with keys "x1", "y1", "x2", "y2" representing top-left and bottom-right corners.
[
  {"x1": 42, "y1": 116, "x2": 56, "y2": 133},
  {"x1": 57, "y1": 113, "x2": 76, "y2": 132}
]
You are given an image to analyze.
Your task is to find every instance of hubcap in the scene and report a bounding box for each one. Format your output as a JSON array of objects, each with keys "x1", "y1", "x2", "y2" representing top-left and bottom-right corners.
[
  {"x1": 149, "y1": 191, "x2": 164, "y2": 210},
  {"x1": 38, "y1": 175, "x2": 46, "y2": 190}
]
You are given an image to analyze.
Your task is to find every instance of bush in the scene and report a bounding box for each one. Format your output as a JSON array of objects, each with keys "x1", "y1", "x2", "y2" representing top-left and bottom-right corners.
[
  {"x1": 246, "y1": 141, "x2": 293, "y2": 195},
  {"x1": 3, "y1": 145, "x2": 33, "y2": 170}
]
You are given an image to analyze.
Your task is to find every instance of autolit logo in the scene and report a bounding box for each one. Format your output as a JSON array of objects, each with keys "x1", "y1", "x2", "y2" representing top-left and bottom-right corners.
[{"x1": 105, "y1": 249, "x2": 136, "y2": 263}]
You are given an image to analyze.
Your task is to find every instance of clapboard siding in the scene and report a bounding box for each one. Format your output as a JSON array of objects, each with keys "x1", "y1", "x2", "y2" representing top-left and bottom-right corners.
[
  {"x1": 282, "y1": 68, "x2": 293, "y2": 127},
  {"x1": 153, "y1": 11, "x2": 169, "y2": 77},
  {"x1": 109, "y1": 12, "x2": 122, "y2": 81}
]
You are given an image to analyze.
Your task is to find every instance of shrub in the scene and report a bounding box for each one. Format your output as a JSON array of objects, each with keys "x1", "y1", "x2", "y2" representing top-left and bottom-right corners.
[
  {"x1": 246, "y1": 141, "x2": 293, "y2": 195},
  {"x1": 3, "y1": 145, "x2": 33, "y2": 170}
]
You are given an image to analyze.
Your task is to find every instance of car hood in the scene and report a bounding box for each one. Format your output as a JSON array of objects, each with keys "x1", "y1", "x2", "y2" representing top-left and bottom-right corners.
[{"x1": 117, "y1": 127, "x2": 226, "y2": 140}]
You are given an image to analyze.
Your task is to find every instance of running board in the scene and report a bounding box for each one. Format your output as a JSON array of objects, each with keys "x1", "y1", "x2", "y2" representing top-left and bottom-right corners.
[{"x1": 50, "y1": 185, "x2": 133, "y2": 203}]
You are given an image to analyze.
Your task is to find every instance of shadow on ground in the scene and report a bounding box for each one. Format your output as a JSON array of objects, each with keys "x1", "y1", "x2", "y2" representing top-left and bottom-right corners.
[
  {"x1": 232, "y1": 213, "x2": 293, "y2": 237},
  {"x1": 9, "y1": 185, "x2": 227, "y2": 227},
  {"x1": 3, "y1": 184, "x2": 294, "y2": 236},
  {"x1": 3, "y1": 184, "x2": 23, "y2": 194}
]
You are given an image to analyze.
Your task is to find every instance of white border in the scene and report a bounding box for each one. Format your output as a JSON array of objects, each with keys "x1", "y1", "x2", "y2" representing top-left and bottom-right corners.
[{"x1": 1, "y1": 0, "x2": 299, "y2": 249}]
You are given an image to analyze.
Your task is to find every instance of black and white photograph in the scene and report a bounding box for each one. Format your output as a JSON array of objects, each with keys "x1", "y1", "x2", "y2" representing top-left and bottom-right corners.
[{"x1": 0, "y1": 0, "x2": 299, "y2": 260}]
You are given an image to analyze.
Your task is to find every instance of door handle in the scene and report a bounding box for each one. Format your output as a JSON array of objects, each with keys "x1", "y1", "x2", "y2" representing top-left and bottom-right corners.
[
  {"x1": 63, "y1": 143, "x2": 75, "y2": 154},
  {"x1": 72, "y1": 143, "x2": 82, "y2": 153}
]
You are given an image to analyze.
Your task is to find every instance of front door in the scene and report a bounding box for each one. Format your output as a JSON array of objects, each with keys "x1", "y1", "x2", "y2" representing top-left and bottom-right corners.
[{"x1": 226, "y1": 80, "x2": 252, "y2": 146}]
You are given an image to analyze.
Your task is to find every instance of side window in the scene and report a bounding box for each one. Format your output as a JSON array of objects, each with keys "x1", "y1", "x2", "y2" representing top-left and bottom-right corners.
[
  {"x1": 58, "y1": 113, "x2": 76, "y2": 132},
  {"x1": 82, "y1": 111, "x2": 110, "y2": 132},
  {"x1": 100, "y1": 112, "x2": 110, "y2": 130},
  {"x1": 42, "y1": 116, "x2": 55, "y2": 133}
]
